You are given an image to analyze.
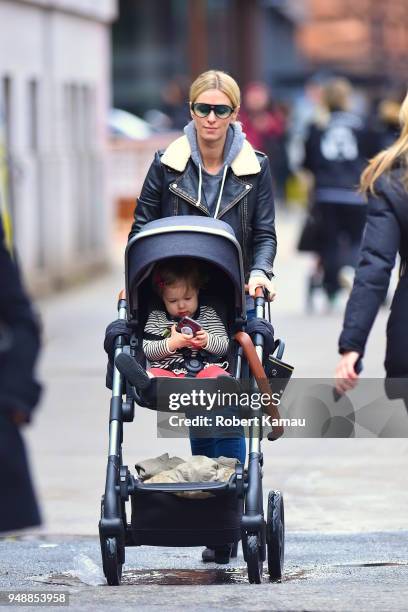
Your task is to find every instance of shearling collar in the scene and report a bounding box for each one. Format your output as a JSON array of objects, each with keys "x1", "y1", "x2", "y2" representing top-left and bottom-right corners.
[{"x1": 160, "y1": 134, "x2": 261, "y2": 176}]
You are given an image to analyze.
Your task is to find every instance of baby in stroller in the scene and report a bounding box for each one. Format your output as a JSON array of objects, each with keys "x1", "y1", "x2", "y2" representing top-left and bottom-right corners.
[{"x1": 122, "y1": 257, "x2": 231, "y2": 389}]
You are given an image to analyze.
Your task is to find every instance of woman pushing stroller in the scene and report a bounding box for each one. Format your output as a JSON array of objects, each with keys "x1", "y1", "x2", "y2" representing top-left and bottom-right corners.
[
  {"x1": 105, "y1": 69, "x2": 278, "y2": 567},
  {"x1": 126, "y1": 69, "x2": 277, "y2": 465}
]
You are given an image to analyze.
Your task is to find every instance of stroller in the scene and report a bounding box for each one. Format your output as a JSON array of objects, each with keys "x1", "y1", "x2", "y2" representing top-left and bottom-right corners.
[{"x1": 99, "y1": 216, "x2": 286, "y2": 585}]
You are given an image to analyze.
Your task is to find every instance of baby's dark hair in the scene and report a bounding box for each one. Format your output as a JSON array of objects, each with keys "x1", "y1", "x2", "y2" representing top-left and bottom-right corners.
[{"x1": 152, "y1": 258, "x2": 207, "y2": 297}]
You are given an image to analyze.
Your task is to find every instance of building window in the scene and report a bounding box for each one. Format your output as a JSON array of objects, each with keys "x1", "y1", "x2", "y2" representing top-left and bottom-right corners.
[
  {"x1": 28, "y1": 78, "x2": 46, "y2": 269},
  {"x1": 64, "y1": 81, "x2": 99, "y2": 254},
  {"x1": 28, "y1": 80, "x2": 39, "y2": 152}
]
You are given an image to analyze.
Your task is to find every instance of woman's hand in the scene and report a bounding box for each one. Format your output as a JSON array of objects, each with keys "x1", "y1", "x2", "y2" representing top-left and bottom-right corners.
[
  {"x1": 188, "y1": 329, "x2": 208, "y2": 349},
  {"x1": 335, "y1": 351, "x2": 361, "y2": 395},
  {"x1": 248, "y1": 276, "x2": 277, "y2": 300},
  {"x1": 167, "y1": 324, "x2": 193, "y2": 351}
]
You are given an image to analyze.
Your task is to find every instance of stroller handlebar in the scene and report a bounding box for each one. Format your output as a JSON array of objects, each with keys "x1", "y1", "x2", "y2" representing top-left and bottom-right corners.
[{"x1": 244, "y1": 284, "x2": 271, "y2": 303}]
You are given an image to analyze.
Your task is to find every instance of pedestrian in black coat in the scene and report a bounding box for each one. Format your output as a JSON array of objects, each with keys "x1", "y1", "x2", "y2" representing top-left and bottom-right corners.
[
  {"x1": 0, "y1": 218, "x2": 42, "y2": 532},
  {"x1": 303, "y1": 78, "x2": 377, "y2": 301},
  {"x1": 335, "y1": 90, "x2": 408, "y2": 405}
]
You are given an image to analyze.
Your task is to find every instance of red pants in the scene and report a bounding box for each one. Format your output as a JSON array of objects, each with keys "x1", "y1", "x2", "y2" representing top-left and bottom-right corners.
[{"x1": 148, "y1": 365, "x2": 228, "y2": 378}]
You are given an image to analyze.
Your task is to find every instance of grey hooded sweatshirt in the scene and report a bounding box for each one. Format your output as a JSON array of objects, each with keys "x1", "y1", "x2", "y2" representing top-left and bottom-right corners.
[
  {"x1": 184, "y1": 120, "x2": 245, "y2": 217},
  {"x1": 183, "y1": 120, "x2": 267, "y2": 285}
]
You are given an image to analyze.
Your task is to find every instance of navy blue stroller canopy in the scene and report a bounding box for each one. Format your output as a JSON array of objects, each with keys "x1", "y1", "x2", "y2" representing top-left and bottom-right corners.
[{"x1": 125, "y1": 216, "x2": 246, "y2": 324}]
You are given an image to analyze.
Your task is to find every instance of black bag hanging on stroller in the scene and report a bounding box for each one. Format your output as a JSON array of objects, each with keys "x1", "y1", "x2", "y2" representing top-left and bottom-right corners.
[{"x1": 99, "y1": 216, "x2": 289, "y2": 585}]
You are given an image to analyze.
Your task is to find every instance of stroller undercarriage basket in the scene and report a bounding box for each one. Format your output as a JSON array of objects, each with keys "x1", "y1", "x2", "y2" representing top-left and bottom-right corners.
[{"x1": 130, "y1": 470, "x2": 243, "y2": 547}]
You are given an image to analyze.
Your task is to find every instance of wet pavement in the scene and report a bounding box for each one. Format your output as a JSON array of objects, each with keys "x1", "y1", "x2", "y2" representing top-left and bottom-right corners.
[{"x1": 1, "y1": 531, "x2": 407, "y2": 610}]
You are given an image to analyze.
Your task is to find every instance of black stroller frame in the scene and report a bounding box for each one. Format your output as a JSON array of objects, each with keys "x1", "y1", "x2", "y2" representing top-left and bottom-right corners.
[{"x1": 99, "y1": 216, "x2": 285, "y2": 585}]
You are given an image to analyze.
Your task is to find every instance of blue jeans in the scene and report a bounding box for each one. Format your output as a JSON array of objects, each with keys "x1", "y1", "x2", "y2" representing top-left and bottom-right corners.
[
  {"x1": 246, "y1": 307, "x2": 256, "y2": 321},
  {"x1": 190, "y1": 436, "x2": 246, "y2": 464},
  {"x1": 189, "y1": 308, "x2": 255, "y2": 465}
]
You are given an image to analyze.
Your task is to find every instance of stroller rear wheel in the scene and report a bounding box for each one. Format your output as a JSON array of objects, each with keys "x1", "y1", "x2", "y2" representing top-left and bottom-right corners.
[
  {"x1": 266, "y1": 490, "x2": 285, "y2": 580},
  {"x1": 246, "y1": 534, "x2": 263, "y2": 584},
  {"x1": 101, "y1": 537, "x2": 123, "y2": 586},
  {"x1": 100, "y1": 496, "x2": 124, "y2": 586}
]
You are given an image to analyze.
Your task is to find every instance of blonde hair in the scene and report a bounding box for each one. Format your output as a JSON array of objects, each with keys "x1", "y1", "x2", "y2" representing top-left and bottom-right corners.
[
  {"x1": 322, "y1": 78, "x2": 352, "y2": 112},
  {"x1": 189, "y1": 70, "x2": 241, "y2": 108},
  {"x1": 361, "y1": 91, "x2": 408, "y2": 194}
]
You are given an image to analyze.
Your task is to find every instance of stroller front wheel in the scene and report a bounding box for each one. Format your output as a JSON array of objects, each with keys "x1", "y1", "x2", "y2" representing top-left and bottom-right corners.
[
  {"x1": 246, "y1": 534, "x2": 263, "y2": 584},
  {"x1": 266, "y1": 490, "x2": 285, "y2": 581},
  {"x1": 102, "y1": 537, "x2": 123, "y2": 586}
]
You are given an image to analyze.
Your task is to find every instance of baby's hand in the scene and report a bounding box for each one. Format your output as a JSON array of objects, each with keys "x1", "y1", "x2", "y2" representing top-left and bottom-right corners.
[
  {"x1": 189, "y1": 329, "x2": 208, "y2": 349},
  {"x1": 168, "y1": 324, "x2": 193, "y2": 351}
]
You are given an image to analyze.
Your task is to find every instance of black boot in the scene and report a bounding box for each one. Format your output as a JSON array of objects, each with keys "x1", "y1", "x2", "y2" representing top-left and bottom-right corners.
[
  {"x1": 202, "y1": 544, "x2": 232, "y2": 564},
  {"x1": 201, "y1": 547, "x2": 215, "y2": 562}
]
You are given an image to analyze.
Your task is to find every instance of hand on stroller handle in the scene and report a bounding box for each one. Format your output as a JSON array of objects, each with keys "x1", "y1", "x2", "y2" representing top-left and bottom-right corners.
[{"x1": 246, "y1": 279, "x2": 276, "y2": 300}]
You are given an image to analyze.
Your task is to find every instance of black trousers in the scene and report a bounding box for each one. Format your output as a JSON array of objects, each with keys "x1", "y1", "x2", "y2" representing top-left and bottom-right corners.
[{"x1": 317, "y1": 202, "x2": 367, "y2": 298}]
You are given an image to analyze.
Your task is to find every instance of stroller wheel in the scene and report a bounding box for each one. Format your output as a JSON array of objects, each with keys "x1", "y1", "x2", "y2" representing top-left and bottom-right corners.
[
  {"x1": 246, "y1": 534, "x2": 263, "y2": 584},
  {"x1": 102, "y1": 537, "x2": 123, "y2": 586},
  {"x1": 266, "y1": 490, "x2": 285, "y2": 581}
]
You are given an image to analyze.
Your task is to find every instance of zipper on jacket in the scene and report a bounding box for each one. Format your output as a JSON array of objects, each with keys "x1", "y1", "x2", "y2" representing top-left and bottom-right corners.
[
  {"x1": 169, "y1": 183, "x2": 210, "y2": 216},
  {"x1": 217, "y1": 183, "x2": 253, "y2": 219}
]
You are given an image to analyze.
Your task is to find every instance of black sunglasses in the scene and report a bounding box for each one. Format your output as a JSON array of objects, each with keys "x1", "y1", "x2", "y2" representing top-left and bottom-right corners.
[{"x1": 191, "y1": 102, "x2": 235, "y2": 119}]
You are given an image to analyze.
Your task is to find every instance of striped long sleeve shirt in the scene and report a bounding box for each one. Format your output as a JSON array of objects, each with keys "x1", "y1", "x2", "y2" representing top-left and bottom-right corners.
[{"x1": 143, "y1": 305, "x2": 229, "y2": 374}]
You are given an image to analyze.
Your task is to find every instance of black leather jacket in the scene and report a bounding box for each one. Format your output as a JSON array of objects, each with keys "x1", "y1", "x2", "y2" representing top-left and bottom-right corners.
[{"x1": 129, "y1": 135, "x2": 277, "y2": 280}]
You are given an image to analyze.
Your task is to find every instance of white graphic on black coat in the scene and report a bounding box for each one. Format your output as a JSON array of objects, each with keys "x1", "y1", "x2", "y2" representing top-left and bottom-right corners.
[{"x1": 321, "y1": 126, "x2": 358, "y2": 161}]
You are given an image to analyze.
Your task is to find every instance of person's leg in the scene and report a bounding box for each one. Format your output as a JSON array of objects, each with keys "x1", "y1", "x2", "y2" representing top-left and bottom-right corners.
[
  {"x1": 148, "y1": 368, "x2": 179, "y2": 377},
  {"x1": 246, "y1": 295, "x2": 255, "y2": 321},
  {"x1": 343, "y1": 204, "x2": 367, "y2": 267},
  {"x1": 214, "y1": 436, "x2": 246, "y2": 464},
  {"x1": 320, "y1": 203, "x2": 341, "y2": 299},
  {"x1": 189, "y1": 437, "x2": 216, "y2": 457},
  {"x1": 200, "y1": 427, "x2": 245, "y2": 563},
  {"x1": 195, "y1": 366, "x2": 245, "y2": 461},
  {"x1": 246, "y1": 308, "x2": 256, "y2": 321},
  {"x1": 343, "y1": 204, "x2": 367, "y2": 246},
  {"x1": 196, "y1": 365, "x2": 229, "y2": 378},
  {"x1": 190, "y1": 366, "x2": 245, "y2": 563}
]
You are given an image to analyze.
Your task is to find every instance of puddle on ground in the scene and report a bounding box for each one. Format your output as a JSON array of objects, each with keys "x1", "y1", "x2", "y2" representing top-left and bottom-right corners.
[
  {"x1": 335, "y1": 561, "x2": 408, "y2": 568},
  {"x1": 123, "y1": 568, "x2": 248, "y2": 585},
  {"x1": 31, "y1": 567, "x2": 309, "y2": 587},
  {"x1": 114, "y1": 567, "x2": 309, "y2": 585}
]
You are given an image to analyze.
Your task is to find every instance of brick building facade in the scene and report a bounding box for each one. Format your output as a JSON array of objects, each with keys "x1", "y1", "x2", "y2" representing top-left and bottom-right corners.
[{"x1": 298, "y1": 0, "x2": 408, "y2": 86}]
